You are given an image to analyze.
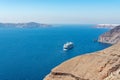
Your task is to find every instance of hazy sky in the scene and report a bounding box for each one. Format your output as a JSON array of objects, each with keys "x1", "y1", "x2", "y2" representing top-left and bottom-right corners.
[{"x1": 0, "y1": 0, "x2": 120, "y2": 24}]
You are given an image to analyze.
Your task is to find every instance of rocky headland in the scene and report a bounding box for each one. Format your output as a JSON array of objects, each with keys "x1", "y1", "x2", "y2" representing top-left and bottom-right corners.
[
  {"x1": 44, "y1": 42, "x2": 120, "y2": 80},
  {"x1": 98, "y1": 25, "x2": 120, "y2": 44},
  {"x1": 44, "y1": 26, "x2": 120, "y2": 80}
]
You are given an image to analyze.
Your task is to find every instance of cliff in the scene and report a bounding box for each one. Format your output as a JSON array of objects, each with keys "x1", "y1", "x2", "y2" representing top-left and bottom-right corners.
[
  {"x1": 44, "y1": 42, "x2": 120, "y2": 80},
  {"x1": 98, "y1": 25, "x2": 120, "y2": 44},
  {"x1": 0, "y1": 22, "x2": 50, "y2": 28}
]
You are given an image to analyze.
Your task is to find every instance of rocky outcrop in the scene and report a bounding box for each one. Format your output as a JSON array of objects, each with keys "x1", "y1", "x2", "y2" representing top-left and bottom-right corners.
[
  {"x1": 0, "y1": 22, "x2": 50, "y2": 28},
  {"x1": 44, "y1": 42, "x2": 120, "y2": 80},
  {"x1": 98, "y1": 25, "x2": 120, "y2": 44}
]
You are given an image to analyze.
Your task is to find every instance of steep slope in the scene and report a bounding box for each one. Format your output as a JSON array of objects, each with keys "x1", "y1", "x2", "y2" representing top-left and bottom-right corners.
[
  {"x1": 44, "y1": 42, "x2": 120, "y2": 80},
  {"x1": 98, "y1": 25, "x2": 120, "y2": 44}
]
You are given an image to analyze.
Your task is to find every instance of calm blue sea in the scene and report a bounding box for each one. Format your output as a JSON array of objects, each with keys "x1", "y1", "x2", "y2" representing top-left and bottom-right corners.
[{"x1": 0, "y1": 25, "x2": 111, "y2": 80}]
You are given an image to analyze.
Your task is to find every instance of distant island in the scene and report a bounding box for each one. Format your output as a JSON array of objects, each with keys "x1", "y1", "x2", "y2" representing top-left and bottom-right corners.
[
  {"x1": 95, "y1": 24, "x2": 120, "y2": 29},
  {"x1": 0, "y1": 22, "x2": 51, "y2": 28}
]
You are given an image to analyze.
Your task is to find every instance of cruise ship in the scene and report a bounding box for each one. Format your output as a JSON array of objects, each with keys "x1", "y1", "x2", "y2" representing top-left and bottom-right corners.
[{"x1": 63, "y1": 42, "x2": 74, "y2": 51}]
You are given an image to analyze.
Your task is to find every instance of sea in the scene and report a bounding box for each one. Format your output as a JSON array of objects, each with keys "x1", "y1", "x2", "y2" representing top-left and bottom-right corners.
[{"x1": 0, "y1": 25, "x2": 111, "y2": 80}]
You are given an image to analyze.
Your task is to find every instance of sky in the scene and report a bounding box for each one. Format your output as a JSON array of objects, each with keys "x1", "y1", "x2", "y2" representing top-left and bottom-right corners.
[{"x1": 0, "y1": 0, "x2": 120, "y2": 24}]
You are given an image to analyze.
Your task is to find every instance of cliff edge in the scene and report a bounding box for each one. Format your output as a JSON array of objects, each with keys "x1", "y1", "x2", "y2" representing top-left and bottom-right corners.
[
  {"x1": 98, "y1": 25, "x2": 120, "y2": 44},
  {"x1": 44, "y1": 42, "x2": 120, "y2": 80}
]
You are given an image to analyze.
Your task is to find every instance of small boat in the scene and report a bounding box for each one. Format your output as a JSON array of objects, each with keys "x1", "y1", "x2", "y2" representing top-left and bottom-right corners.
[{"x1": 63, "y1": 42, "x2": 74, "y2": 51}]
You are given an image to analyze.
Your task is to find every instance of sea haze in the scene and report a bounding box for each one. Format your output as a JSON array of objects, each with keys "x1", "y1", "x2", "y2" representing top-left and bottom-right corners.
[{"x1": 0, "y1": 25, "x2": 111, "y2": 80}]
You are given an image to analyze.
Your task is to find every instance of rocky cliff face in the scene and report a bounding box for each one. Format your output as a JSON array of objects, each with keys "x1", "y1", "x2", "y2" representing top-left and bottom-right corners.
[
  {"x1": 98, "y1": 25, "x2": 120, "y2": 44},
  {"x1": 44, "y1": 42, "x2": 120, "y2": 80}
]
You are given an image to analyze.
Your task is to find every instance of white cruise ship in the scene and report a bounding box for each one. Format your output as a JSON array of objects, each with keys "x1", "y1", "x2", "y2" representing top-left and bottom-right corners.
[{"x1": 63, "y1": 42, "x2": 74, "y2": 51}]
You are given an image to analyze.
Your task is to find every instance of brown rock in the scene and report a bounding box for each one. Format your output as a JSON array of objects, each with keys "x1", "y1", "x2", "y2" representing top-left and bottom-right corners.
[
  {"x1": 44, "y1": 42, "x2": 120, "y2": 80},
  {"x1": 98, "y1": 25, "x2": 120, "y2": 44}
]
